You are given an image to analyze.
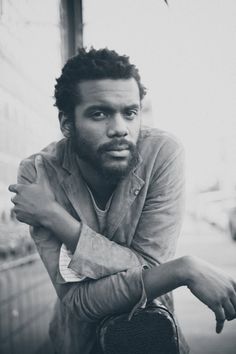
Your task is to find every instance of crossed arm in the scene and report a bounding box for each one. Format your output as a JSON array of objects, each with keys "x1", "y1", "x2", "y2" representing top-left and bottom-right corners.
[{"x1": 9, "y1": 153, "x2": 236, "y2": 333}]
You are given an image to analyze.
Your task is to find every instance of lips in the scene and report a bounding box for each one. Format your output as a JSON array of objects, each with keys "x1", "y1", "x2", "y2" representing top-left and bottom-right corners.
[
  {"x1": 98, "y1": 140, "x2": 133, "y2": 158},
  {"x1": 104, "y1": 145, "x2": 130, "y2": 158},
  {"x1": 105, "y1": 149, "x2": 130, "y2": 158},
  {"x1": 106, "y1": 145, "x2": 129, "y2": 152}
]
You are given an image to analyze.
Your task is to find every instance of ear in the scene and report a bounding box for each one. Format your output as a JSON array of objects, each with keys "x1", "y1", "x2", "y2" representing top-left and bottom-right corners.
[{"x1": 59, "y1": 112, "x2": 73, "y2": 138}]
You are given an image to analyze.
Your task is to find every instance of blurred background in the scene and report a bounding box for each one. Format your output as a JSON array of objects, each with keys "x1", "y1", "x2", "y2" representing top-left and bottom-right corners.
[{"x1": 0, "y1": 1, "x2": 236, "y2": 353}]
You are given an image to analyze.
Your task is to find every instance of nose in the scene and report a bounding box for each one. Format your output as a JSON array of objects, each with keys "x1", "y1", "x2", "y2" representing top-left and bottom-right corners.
[{"x1": 107, "y1": 114, "x2": 128, "y2": 138}]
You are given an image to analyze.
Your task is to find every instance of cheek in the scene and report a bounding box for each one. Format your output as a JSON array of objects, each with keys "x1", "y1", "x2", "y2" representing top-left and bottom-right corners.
[
  {"x1": 129, "y1": 120, "x2": 141, "y2": 141},
  {"x1": 76, "y1": 123, "x2": 107, "y2": 148}
]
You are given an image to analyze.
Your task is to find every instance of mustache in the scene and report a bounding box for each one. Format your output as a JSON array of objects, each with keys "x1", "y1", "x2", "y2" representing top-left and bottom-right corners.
[{"x1": 98, "y1": 138, "x2": 135, "y2": 154}]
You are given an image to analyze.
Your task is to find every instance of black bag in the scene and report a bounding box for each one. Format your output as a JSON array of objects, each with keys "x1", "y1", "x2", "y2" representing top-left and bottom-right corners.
[{"x1": 97, "y1": 301, "x2": 180, "y2": 354}]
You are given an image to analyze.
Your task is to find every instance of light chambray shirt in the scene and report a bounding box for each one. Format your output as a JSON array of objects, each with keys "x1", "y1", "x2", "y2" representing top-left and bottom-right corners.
[{"x1": 17, "y1": 126, "x2": 189, "y2": 354}]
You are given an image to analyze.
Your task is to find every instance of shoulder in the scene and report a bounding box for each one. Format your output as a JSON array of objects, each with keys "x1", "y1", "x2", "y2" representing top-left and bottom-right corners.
[
  {"x1": 18, "y1": 139, "x2": 67, "y2": 183},
  {"x1": 135, "y1": 127, "x2": 185, "y2": 191},
  {"x1": 138, "y1": 126, "x2": 184, "y2": 166}
]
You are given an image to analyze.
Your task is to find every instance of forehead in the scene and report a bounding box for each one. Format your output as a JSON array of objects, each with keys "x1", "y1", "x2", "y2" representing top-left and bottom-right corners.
[{"x1": 77, "y1": 78, "x2": 140, "y2": 107}]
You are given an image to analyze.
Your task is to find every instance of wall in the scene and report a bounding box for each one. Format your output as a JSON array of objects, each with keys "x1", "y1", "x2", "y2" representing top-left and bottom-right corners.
[{"x1": 0, "y1": 0, "x2": 62, "y2": 217}]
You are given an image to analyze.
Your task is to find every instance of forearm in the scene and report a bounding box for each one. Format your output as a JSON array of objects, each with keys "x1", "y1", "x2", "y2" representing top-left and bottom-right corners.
[
  {"x1": 33, "y1": 223, "x2": 236, "y2": 333},
  {"x1": 63, "y1": 266, "x2": 146, "y2": 322},
  {"x1": 41, "y1": 202, "x2": 81, "y2": 252},
  {"x1": 31, "y1": 222, "x2": 186, "y2": 322},
  {"x1": 31, "y1": 226, "x2": 146, "y2": 322},
  {"x1": 143, "y1": 256, "x2": 187, "y2": 301},
  {"x1": 62, "y1": 256, "x2": 188, "y2": 322},
  {"x1": 41, "y1": 203, "x2": 183, "y2": 284},
  {"x1": 40, "y1": 202, "x2": 142, "y2": 279}
]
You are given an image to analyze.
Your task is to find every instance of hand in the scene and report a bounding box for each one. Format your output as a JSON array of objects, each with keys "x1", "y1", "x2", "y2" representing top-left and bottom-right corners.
[
  {"x1": 9, "y1": 155, "x2": 56, "y2": 226},
  {"x1": 185, "y1": 256, "x2": 236, "y2": 334}
]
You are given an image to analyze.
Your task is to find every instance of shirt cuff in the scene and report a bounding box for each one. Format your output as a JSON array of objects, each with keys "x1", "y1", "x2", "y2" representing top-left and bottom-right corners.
[
  {"x1": 128, "y1": 265, "x2": 148, "y2": 320},
  {"x1": 68, "y1": 222, "x2": 140, "y2": 279},
  {"x1": 59, "y1": 243, "x2": 86, "y2": 282}
]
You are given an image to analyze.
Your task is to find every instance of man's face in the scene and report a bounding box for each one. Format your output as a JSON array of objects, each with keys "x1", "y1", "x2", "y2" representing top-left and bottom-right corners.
[{"x1": 71, "y1": 78, "x2": 142, "y2": 182}]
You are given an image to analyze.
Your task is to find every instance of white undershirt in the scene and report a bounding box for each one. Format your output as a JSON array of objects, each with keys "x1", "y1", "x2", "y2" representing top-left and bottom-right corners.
[
  {"x1": 59, "y1": 185, "x2": 113, "y2": 282},
  {"x1": 86, "y1": 184, "x2": 113, "y2": 234}
]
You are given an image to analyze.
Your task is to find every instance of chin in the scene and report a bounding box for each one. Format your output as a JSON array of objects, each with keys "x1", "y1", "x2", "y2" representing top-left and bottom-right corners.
[
  {"x1": 102, "y1": 158, "x2": 129, "y2": 171},
  {"x1": 100, "y1": 160, "x2": 131, "y2": 183}
]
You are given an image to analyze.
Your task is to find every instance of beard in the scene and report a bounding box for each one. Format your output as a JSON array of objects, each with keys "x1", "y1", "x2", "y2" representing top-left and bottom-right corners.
[{"x1": 70, "y1": 131, "x2": 140, "y2": 184}]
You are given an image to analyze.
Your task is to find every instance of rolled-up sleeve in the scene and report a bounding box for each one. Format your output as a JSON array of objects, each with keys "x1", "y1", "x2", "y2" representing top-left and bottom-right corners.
[
  {"x1": 68, "y1": 223, "x2": 141, "y2": 279},
  {"x1": 62, "y1": 266, "x2": 147, "y2": 322},
  {"x1": 30, "y1": 224, "x2": 147, "y2": 322}
]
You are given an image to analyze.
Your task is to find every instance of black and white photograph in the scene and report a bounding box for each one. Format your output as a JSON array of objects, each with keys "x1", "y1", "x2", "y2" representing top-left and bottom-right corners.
[{"x1": 0, "y1": 1, "x2": 236, "y2": 353}]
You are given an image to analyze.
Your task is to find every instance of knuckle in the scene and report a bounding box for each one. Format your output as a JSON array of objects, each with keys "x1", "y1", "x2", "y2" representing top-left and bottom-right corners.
[
  {"x1": 216, "y1": 315, "x2": 225, "y2": 323},
  {"x1": 221, "y1": 295, "x2": 228, "y2": 303},
  {"x1": 17, "y1": 184, "x2": 24, "y2": 193},
  {"x1": 228, "y1": 287, "x2": 235, "y2": 297},
  {"x1": 212, "y1": 300, "x2": 221, "y2": 309}
]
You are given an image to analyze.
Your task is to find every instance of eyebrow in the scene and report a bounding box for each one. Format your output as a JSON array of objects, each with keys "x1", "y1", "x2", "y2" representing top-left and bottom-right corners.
[
  {"x1": 123, "y1": 104, "x2": 140, "y2": 111},
  {"x1": 84, "y1": 104, "x2": 140, "y2": 114}
]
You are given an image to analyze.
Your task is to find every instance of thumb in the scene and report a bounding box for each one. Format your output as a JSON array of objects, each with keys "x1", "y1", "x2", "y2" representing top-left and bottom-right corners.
[{"x1": 35, "y1": 155, "x2": 48, "y2": 184}]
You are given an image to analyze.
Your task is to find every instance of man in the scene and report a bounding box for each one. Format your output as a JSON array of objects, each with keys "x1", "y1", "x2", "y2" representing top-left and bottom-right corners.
[{"x1": 9, "y1": 48, "x2": 236, "y2": 354}]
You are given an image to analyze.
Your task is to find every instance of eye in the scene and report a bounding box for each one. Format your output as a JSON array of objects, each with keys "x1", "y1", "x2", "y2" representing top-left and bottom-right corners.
[
  {"x1": 124, "y1": 109, "x2": 139, "y2": 120},
  {"x1": 90, "y1": 111, "x2": 108, "y2": 120}
]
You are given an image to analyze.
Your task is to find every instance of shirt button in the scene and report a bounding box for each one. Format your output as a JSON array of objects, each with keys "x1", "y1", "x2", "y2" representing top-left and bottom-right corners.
[{"x1": 134, "y1": 189, "x2": 139, "y2": 196}]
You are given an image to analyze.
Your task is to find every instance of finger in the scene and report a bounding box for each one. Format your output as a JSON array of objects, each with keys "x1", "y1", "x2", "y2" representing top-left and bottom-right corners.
[
  {"x1": 232, "y1": 280, "x2": 236, "y2": 292},
  {"x1": 8, "y1": 184, "x2": 19, "y2": 193},
  {"x1": 15, "y1": 213, "x2": 25, "y2": 224},
  {"x1": 223, "y1": 299, "x2": 236, "y2": 321},
  {"x1": 11, "y1": 196, "x2": 17, "y2": 204},
  {"x1": 230, "y1": 294, "x2": 236, "y2": 317},
  {"x1": 216, "y1": 319, "x2": 225, "y2": 334},
  {"x1": 215, "y1": 307, "x2": 225, "y2": 334},
  {"x1": 35, "y1": 155, "x2": 48, "y2": 183}
]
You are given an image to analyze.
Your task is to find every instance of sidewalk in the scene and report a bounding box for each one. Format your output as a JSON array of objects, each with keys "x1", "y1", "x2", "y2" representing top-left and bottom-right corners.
[{"x1": 174, "y1": 217, "x2": 236, "y2": 354}]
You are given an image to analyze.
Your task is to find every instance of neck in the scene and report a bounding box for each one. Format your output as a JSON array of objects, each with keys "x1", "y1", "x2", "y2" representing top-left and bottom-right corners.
[{"x1": 76, "y1": 157, "x2": 116, "y2": 204}]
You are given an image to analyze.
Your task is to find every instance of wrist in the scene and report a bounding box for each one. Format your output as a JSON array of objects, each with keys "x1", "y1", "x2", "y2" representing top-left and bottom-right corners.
[
  {"x1": 143, "y1": 256, "x2": 193, "y2": 301},
  {"x1": 179, "y1": 255, "x2": 197, "y2": 287},
  {"x1": 39, "y1": 201, "x2": 63, "y2": 228},
  {"x1": 39, "y1": 201, "x2": 81, "y2": 252}
]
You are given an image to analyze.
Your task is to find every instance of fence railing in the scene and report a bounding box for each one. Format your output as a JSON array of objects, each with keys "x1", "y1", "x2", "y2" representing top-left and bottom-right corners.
[{"x1": 0, "y1": 254, "x2": 56, "y2": 354}]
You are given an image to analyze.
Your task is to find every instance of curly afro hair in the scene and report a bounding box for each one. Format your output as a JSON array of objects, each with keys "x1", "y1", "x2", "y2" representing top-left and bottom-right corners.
[{"x1": 54, "y1": 47, "x2": 146, "y2": 120}]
